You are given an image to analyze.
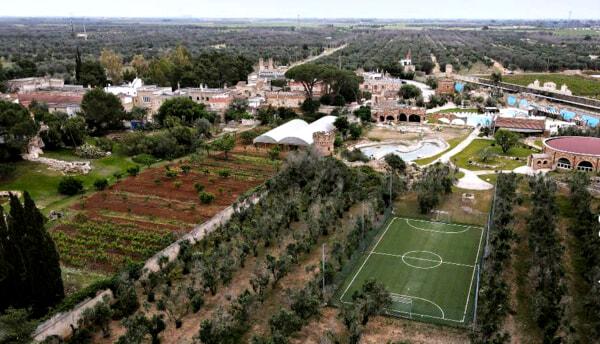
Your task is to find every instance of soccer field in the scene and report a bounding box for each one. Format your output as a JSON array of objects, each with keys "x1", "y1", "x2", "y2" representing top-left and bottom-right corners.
[{"x1": 338, "y1": 217, "x2": 484, "y2": 325}]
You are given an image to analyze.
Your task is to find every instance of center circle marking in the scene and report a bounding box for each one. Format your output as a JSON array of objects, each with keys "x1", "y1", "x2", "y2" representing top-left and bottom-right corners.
[{"x1": 401, "y1": 250, "x2": 443, "y2": 269}]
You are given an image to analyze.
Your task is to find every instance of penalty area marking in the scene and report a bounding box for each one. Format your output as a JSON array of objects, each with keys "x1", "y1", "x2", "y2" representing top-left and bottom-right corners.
[
  {"x1": 339, "y1": 217, "x2": 480, "y2": 324},
  {"x1": 404, "y1": 218, "x2": 474, "y2": 234}
]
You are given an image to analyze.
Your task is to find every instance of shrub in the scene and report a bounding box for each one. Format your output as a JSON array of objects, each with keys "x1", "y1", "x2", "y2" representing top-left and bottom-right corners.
[
  {"x1": 112, "y1": 282, "x2": 140, "y2": 319},
  {"x1": 341, "y1": 149, "x2": 369, "y2": 163},
  {"x1": 132, "y1": 154, "x2": 160, "y2": 166},
  {"x1": 217, "y1": 169, "x2": 231, "y2": 178},
  {"x1": 165, "y1": 170, "x2": 178, "y2": 178},
  {"x1": 199, "y1": 192, "x2": 215, "y2": 204},
  {"x1": 58, "y1": 176, "x2": 84, "y2": 195},
  {"x1": 93, "y1": 137, "x2": 114, "y2": 152},
  {"x1": 268, "y1": 146, "x2": 281, "y2": 161},
  {"x1": 0, "y1": 163, "x2": 16, "y2": 179},
  {"x1": 94, "y1": 178, "x2": 109, "y2": 191},
  {"x1": 75, "y1": 143, "x2": 107, "y2": 159},
  {"x1": 126, "y1": 165, "x2": 141, "y2": 176},
  {"x1": 180, "y1": 165, "x2": 191, "y2": 175},
  {"x1": 194, "y1": 183, "x2": 205, "y2": 193},
  {"x1": 191, "y1": 294, "x2": 204, "y2": 313}
]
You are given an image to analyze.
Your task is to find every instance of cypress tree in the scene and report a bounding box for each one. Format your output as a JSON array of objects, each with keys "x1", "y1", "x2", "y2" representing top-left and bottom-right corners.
[
  {"x1": 6, "y1": 194, "x2": 29, "y2": 310},
  {"x1": 22, "y1": 192, "x2": 64, "y2": 316},
  {"x1": 0, "y1": 206, "x2": 13, "y2": 311},
  {"x1": 0, "y1": 193, "x2": 64, "y2": 316}
]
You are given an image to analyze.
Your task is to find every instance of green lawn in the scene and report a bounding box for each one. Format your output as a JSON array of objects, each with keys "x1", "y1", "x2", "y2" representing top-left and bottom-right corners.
[
  {"x1": 478, "y1": 173, "x2": 498, "y2": 185},
  {"x1": 414, "y1": 135, "x2": 468, "y2": 166},
  {"x1": 451, "y1": 139, "x2": 535, "y2": 171},
  {"x1": 502, "y1": 74, "x2": 600, "y2": 98},
  {"x1": 0, "y1": 149, "x2": 139, "y2": 212},
  {"x1": 337, "y1": 217, "x2": 484, "y2": 326}
]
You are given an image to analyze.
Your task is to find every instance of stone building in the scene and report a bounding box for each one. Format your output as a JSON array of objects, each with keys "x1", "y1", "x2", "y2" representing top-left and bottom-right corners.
[
  {"x1": 312, "y1": 131, "x2": 335, "y2": 156},
  {"x1": 15, "y1": 91, "x2": 83, "y2": 116},
  {"x1": 528, "y1": 136, "x2": 600, "y2": 172},
  {"x1": 372, "y1": 106, "x2": 426, "y2": 123},
  {"x1": 264, "y1": 91, "x2": 306, "y2": 108},
  {"x1": 436, "y1": 78, "x2": 455, "y2": 96},
  {"x1": 6, "y1": 77, "x2": 64, "y2": 93}
]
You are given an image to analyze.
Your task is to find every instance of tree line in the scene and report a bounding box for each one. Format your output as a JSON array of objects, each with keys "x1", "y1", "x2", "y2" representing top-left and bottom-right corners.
[
  {"x1": 473, "y1": 173, "x2": 518, "y2": 344},
  {"x1": 86, "y1": 150, "x2": 398, "y2": 344},
  {"x1": 526, "y1": 176, "x2": 566, "y2": 343},
  {"x1": 567, "y1": 173, "x2": 600, "y2": 340}
]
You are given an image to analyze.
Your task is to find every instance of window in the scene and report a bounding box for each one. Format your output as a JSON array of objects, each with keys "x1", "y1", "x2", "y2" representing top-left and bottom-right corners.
[{"x1": 142, "y1": 96, "x2": 150, "y2": 103}]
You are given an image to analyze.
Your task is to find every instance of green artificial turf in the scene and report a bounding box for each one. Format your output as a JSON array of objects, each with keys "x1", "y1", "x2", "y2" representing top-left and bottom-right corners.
[{"x1": 338, "y1": 217, "x2": 484, "y2": 326}]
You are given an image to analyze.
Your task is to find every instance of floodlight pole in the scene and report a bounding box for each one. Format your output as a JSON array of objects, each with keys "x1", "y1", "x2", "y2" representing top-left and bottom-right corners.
[
  {"x1": 389, "y1": 171, "x2": 393, "y2": 211},
  {"x1": 362, "y1": 202, "x2": 365, "y2": 235},
  {"x1": 473, "y1": 263, "x2": 480, "y2": 330},
  {"x1": 322, "y1": 243, "x2": 326, "y2": 302}
]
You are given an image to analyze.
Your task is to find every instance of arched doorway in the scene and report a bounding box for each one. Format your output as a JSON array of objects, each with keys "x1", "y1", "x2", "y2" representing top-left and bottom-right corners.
[
  {"x1": 379, "y1": 116, "x2": 384, "y2": 122},
  {"x1": 577, "y1": 161, "x2": 593, "y2": 172},
  {"x1": 386, "y1": 115, "x2": 395, "y2": 122},
  {"x1": 398, "y1": 113, "x2": 407, "y2": 122},
  {"x1": 557, "y1": 158, "x2": 571, "y2": 169},
  {"x1": 408, "y1": 114, "x2": 421, "y2": 123}
]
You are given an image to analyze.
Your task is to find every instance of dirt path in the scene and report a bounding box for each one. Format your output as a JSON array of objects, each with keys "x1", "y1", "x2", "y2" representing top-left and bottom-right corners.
[{"x1": 289, "y1": 44, "x2": 348, "y2": 67}]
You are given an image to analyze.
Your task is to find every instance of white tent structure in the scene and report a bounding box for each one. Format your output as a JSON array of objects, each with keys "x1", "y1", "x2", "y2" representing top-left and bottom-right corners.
[{"x1": 254, "y1": 116, "x2": 337, "y2": 146}]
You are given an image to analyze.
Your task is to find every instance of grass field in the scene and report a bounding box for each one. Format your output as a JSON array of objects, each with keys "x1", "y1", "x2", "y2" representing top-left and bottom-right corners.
[
  {"x1": 0, "y1": 149, "x2": 138, "y2": 212},
  {"x1": 502, "y1": 73, "x2": 600, "y2": 98},
  {"x1": 338, "y1": 217, "x2": 484, "y2": 326},
  {"x1": 451, "y1": 139, "x2": 536, "y2": 171}
]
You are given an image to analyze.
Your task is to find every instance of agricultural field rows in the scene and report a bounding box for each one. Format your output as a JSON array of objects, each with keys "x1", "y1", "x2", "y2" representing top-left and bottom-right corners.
[{"x1": 50, "y1": 151, "x2": 278, "y2": 273}]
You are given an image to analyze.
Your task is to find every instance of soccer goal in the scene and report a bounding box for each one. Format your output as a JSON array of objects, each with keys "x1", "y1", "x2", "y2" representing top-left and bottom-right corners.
[
  {"x1": 431, "y1": 210, "x2": 451, "y2": 223},
  {"x1": 388, "y1": 294, "x2": 414, "y2": 319}
]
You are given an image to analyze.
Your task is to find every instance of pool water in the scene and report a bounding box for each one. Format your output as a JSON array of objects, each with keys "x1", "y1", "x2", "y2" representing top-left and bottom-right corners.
[{"x1": 360, "y1": 141, "x2": 446, "y2": 161}]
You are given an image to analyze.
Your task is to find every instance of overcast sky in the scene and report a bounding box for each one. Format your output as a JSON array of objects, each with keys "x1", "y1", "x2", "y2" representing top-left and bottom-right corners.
[{"x1": 3, "y1": 0, "x2": 600, "y2": 19}]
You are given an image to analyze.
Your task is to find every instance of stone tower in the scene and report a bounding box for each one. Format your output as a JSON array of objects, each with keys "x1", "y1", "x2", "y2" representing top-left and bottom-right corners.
[{"x1": 312, "y1": 131, "x2": 335, "y2": 156}]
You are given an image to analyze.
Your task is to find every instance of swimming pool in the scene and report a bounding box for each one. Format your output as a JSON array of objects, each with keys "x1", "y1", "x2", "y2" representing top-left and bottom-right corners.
[{"x1": 359, "y1": 140, "x2": 447, "y2": 161}]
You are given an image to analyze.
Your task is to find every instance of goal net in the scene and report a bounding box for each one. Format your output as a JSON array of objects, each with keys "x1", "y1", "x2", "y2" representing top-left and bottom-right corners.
[
  {"x1": 388, "y1": 294, "x2": 414, "y2": 319},
  {"x1": 432, "y1": 210, "x2": 451, "y2": 223}
]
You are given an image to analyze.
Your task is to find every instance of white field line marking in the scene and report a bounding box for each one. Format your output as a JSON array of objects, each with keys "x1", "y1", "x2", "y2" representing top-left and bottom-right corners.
[
  {"x1": 388, "y1": 293, "x2": 446, "y2": 319},
  {"x1": 339, "y1": 218, "x2": 397, "y2": 303},
  {"x1": 405, "y1": 219, "x2": 471, "y2": 234},
  {"x1": 340, "y1": 300, "x2": 464, "y2": 323},
  {"x1": 399, "y1": 217, "x2": 480, "y2": 229},
  {"x1": 462, "y1": 225, "x2": 484, "y2": 322},
  {"x1": 372, "y1": 251, "x2": 475, "y2": 268}
]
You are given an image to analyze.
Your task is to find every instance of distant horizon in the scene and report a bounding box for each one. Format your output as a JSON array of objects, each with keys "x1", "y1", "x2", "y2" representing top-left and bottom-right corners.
[
  {"x1": 3, "y1": 0, "x2": 600, "y2": 21},
  {"x1": 1, "y1": 16, "x2": 600, "y2": 22}
]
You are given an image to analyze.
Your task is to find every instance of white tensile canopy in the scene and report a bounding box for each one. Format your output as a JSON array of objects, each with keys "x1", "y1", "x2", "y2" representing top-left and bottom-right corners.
[{"x1": 254, "y1": 116, "x2": 337, "y2": 146}]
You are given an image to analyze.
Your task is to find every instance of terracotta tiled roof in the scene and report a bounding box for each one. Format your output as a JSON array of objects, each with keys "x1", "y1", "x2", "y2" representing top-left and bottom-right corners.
[{"x1": 494, "y1": 117, "x2": 545, "y2": 131}]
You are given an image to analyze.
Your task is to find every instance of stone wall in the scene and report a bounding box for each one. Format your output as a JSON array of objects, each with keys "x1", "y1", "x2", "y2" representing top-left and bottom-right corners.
[
  {"x1": 34, "y1": 191, "x2": 264, "y2": 342},
  {"x1": 33, "y1": 290, "x2": 113, "y2": 342},
  {"x1": 29, "y1": 157, "x2": 92, "y2": 174}
]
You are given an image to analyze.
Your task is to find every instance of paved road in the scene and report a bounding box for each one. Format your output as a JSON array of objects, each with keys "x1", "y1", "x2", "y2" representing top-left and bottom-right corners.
[{"x1": 430, "y1": 127, "x2": 480, "y2": 165}]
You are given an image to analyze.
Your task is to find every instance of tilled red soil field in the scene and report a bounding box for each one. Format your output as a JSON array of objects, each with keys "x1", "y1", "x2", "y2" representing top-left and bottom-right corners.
[{"x1": 51, "y1": 152, "x2": 277, "y2": 272}]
